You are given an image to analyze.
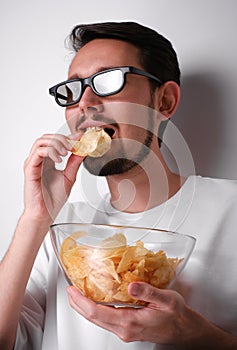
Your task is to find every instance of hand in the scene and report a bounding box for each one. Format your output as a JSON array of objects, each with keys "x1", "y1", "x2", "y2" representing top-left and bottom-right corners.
[
  {"x1": 67, "y1": 282, "x2": 237, "y2": 349},
  {"x1": 67, "y1": 281, "x2": 190, "y2": 345},
  {"x1": 23, "y1": 133, "x2": 83, "y2": 226}
]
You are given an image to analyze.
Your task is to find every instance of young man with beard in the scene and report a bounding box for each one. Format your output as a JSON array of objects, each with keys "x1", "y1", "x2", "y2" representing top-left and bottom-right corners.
[{"x1": 0, "y1": 22, "x2": 237, "y2": 350}]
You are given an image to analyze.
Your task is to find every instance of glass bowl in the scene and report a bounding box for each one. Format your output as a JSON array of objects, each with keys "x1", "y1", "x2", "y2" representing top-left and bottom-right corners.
[{"x1": 50, "y1": 223, "x2": 196, "y2": 307}]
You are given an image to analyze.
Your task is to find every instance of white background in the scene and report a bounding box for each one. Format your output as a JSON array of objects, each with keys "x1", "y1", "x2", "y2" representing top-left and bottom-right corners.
[{"x1": 1, "y1": 0, "x2": 237, "y2": 258}]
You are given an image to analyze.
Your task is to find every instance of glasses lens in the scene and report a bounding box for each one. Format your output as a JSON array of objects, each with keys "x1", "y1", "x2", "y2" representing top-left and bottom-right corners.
[
  {"x1": 93, "y1": 69, "x2": 124, "y2": 95},
  {"x1": 56, "y1": 81, "x2": 81, "y2": 105}
]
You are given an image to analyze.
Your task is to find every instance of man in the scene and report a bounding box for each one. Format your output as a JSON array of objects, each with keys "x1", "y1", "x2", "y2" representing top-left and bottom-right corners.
[{"x1": 0, "y1": 22, "x2": 237, "y2": 350}]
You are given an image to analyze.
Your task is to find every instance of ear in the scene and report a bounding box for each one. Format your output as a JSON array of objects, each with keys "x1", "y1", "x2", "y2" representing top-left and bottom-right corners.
[{"x1": 153, "y1": 81, "x2": 181, "y2": 120}]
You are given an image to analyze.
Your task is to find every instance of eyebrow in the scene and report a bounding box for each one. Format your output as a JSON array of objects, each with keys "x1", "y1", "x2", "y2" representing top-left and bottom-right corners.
[{"x1": 68, "y1": 66, "x2": 122, "y2": 80}]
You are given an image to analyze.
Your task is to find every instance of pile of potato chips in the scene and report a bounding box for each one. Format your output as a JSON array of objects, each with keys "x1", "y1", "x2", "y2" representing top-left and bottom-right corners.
[
  {"x1": 60, "y1": 232, "x2": 181, "y2": 306},
  {"x1": 68, "y1": 127, "x2": 111, "y2": 157}
]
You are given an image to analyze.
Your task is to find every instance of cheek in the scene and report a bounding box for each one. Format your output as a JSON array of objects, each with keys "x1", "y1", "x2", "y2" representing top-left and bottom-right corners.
[
  {"x1": 109, "y1": 102, "x2": 153, "y2": 130},
  {"x1": 65, "y1": 108, "x2": 78, "y2": 133},
  {"x1": 122, "y1": 78, "x2": 152, "y2": 104}
]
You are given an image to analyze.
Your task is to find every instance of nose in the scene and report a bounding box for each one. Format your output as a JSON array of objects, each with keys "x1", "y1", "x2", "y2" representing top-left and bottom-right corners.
[{"x1": 78, "y1": 86, "x2": 104, "y2": 114}]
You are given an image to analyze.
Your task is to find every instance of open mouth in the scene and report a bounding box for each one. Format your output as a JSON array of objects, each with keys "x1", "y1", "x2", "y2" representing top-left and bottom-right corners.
[
  {"x1": 104, "y1": 127, "x2": 115, "y2": 138},
  {"x1": 79, "y1": 124, "x2": 116, "y2": 139}
]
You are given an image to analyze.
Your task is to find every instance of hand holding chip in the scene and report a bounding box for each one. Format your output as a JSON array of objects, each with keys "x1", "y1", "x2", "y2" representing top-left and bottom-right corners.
[
  {"x1": 23, "y1": 127, "x2": 111, "y2": 226},
  {"x1": 23, "y1": 133, "x2": 83, "y2": 225}
]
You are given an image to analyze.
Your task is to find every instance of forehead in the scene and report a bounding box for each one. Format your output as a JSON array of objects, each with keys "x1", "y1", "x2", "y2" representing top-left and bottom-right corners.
[{"x1": 68, "y1": 38, "x2": 141, "y2": 77}]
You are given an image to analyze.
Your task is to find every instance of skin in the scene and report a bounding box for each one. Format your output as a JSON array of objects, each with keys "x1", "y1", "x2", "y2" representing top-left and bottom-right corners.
[
  {"x1": 0, "y1": 38, "x2": 236, "y2": 349},
  {"x1": 66, "y1": 39, "x2": 182, "y2": 212}
]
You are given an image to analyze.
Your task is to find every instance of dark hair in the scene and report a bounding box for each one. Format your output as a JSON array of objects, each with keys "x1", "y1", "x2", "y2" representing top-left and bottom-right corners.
[{"x1": 67, "y1": 21, "x2": 181, "y2": 86}]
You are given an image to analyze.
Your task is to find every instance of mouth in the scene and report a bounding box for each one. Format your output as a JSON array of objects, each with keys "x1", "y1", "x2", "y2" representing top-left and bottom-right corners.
[
  {"x1": 79, "y1": 124, "x2": 116, "y2": 139},
  {"x1": 104, "y1": 127, "x2": 115, "y2": 138}
]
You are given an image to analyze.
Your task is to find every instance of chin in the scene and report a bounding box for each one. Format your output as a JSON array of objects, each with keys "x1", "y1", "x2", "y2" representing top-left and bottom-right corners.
[{"x1": 83, "y1": 156, "x2": 139, "y2": 176}]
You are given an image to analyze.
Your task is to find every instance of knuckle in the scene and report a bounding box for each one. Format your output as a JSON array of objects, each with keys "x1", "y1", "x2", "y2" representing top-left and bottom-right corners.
[
  {"x1": 36, "y1": 135, "x2": 46, "y2": 143},
  {"x1": 85, "y1": 306, "x2": 98, "y2": 321},
  {"x1": 119, "y1": 330, "x2": 133, "y2": 343},
  {"x1": 118, "y1": 320, "x2": 137, "y2": 342},
  {"x1": 166, "y1": 292, "x2": 182, "y2": 312},
  {"x1": 41, "y1": 133, "x2": 51, "y2": 138},
  {"x1": 143, "y1": 285, "x2": 158, "y2": 300},
  {"x1": 168, "y1": 297, "x2": 179, "y2": 311},
  {"x1": 36, "y1": 134, "x2": 52, "y2": 146}
]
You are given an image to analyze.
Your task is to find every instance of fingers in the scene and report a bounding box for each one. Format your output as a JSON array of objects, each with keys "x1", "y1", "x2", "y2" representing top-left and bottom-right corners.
[
  {"x1": 27, "y1": 134, "x2": 73, "y2": 166},
  {"x1": 22, "y1": 133, "x2": 85, "y2": 223},
  {"x1": 67, "y1": 286, "x2": 116, "y2": 323},
  {"x1": 23, "y1": 133, "x2": 85, "y2": 200},
  {"x1": 63, "y1": 153, "x2": 84, "y2": 188},
  {"x1": 68, "y1": 283, "x2": 182, "y2": 319},
  {"x1": 128, "y1": 282, "x2": 184, "y2": 311},
  {"x1": 67, "y1": 286, "x2": 126, "y2": 332},
  {"x1": 66, "y1": 286, "x2": 166, "y2": 343},
  {"x1": 25, "y1": 133, "x2": 84, "y2": 177},
  {"x1": 67, "y1": 282, "x2": 191, "y2": 345}
]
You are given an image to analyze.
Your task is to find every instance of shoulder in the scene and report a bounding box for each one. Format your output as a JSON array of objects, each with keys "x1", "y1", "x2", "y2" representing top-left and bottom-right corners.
[
  {"x1": 193, "y1": 175, "x2": 237, "y2": 202},
  {"x1": 194, "y1": 175, "x2": 237, "y2": 188},
  {"x1": 184, "y1": 175, "x2": 237, "y2": 226},
  {"x1": 177, "y1": 175, "x2": 237, "y2": 238}
]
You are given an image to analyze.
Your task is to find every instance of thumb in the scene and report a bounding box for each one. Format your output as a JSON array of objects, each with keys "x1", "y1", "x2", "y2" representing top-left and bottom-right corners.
[
  {"x1": 64, "y1": 153, "x2": 84, "y2": 185},
  {"x1": 128, "y1": 282, "x2": 176, "y2": 306}
]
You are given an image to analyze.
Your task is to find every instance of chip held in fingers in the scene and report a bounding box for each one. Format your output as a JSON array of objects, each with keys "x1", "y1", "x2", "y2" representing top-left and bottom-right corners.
[
  {"x1": 68, "y1": 127, "x2": 111, "y2": 157},
  {"x1": 60, "y1": 232, "x2": 182, "y2": 306}
]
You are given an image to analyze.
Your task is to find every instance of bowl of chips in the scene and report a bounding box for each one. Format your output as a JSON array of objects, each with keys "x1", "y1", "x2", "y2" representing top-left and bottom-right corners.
[{"x1": 50, "y1": 223, "x2": 196, "y2": 307}]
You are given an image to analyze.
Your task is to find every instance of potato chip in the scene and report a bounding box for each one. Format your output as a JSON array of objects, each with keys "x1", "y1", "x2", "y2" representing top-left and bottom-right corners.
[
  {"x1": 68, "y1": 127, "x2": 111, "y2": 157},
  {"x1": 60, "y1": 232, "x2": 182, "y2": 306},
  {"x1": 87, "y1": 129, "x2": 112, "y2": 158},
  {"x1": 60, "y1": 230, "x2": 87, "y2": 261},
  {"x1": 63, "y1": 246, "x2": 92, "y2": 279},
  {"x1": 85, "y1": 269, "x2": 118, "y2": 303},
  {"x1": 100, "y1": 233, "x2": 127, "y2": 248}
]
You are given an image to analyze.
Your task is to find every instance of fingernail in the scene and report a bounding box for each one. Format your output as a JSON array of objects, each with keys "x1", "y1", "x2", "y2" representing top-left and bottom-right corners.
[
  {"x1": 66, "y1": 140, "x2": 73, "y2": 150},
  {"x1": 55, "y1": 156, "x2": 62, "y2": 163}
]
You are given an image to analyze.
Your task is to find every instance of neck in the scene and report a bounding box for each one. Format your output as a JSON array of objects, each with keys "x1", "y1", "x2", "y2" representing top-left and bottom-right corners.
[{"x1": 106, "y1": 150, "x2": 184, "y2": 213}]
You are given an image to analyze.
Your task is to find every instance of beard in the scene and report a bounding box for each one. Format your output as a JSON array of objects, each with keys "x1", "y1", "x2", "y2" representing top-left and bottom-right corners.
[{"x1": 83, "y1": 103, "x2": 156, "y2": 176}]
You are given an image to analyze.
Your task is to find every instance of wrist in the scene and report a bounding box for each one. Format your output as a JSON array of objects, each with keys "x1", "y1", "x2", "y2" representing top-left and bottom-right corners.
[
  {"x1": 17, "y1": 211, "x2": 52, "y2": 239},
  {"x1": 21, "y1": 208, "x2": 53, "y2": 227},
  {"x1": 177, "y1": 307, "x2": 237, "y2": 350}
]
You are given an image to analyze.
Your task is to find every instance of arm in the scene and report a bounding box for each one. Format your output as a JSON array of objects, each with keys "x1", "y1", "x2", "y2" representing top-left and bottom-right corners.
[
  {"x1": 67, "y1": 282, "x2": 237, "y2": 349},
  {"x1": 0, "y1": 134, "x2": 83, "y2": 350}
]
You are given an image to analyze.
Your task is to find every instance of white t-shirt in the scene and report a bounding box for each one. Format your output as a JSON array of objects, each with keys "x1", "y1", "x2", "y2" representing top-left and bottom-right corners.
[{"x1": 15, "y1": 175, "x2": 237, "y2": 349}]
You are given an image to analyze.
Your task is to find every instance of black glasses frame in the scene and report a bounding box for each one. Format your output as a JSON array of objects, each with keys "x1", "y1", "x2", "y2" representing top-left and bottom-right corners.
[{"x1": 49, "y1": 66, "x2": 163, "y2": 107}]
